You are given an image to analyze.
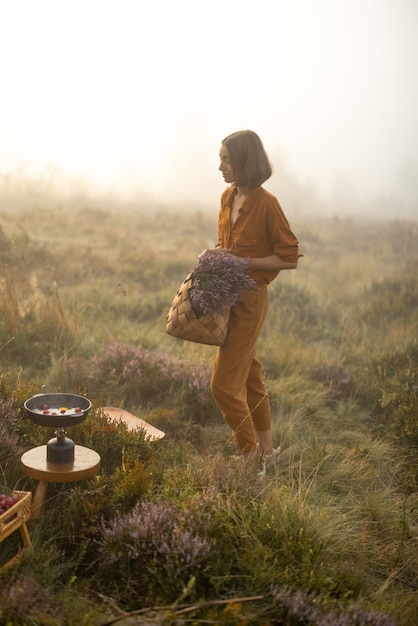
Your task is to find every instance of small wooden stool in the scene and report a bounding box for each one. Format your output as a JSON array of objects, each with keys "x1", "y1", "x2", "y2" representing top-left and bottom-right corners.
[{"x1": 20, "y1": 445, "x2": 101, "y2": 519}]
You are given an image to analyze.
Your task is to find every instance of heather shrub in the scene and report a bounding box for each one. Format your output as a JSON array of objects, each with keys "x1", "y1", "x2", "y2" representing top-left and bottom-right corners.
[
  {"x1": 40, "y1": 341, "x2": 217, "y2": 422},
  {"x1": 70, "y1": 407, "x2": 157, "y2": 475},
  {"x1": 0, "y1": 573, "x2": 99, "y2": 625},
  {"x1": 84, "y1": 341, "x2": 215, "y2": 420},
  {"x1": 0, "y1": 575, "x2": 61, "y2": 625},
  {"x1": 37, "y1": 465, "x2": 156, "y2": 569},
  {"x1": 108, "y1": 458, "x2": 155, "y2": 510},
  {"x1": 97, "y1": 496, "x2": 213, "y2": 605},
  {"x1": 272, "y1": 587, "x2": 397, "y2": 626}
]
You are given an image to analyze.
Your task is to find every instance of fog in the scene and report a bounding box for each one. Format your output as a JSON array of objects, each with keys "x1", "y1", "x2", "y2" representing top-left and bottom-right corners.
[{"x1": 1, "y1": 0, "x2": 417, "y2": 219}]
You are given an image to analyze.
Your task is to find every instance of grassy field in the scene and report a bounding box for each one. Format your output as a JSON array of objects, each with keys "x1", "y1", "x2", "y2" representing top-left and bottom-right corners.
[{"x1": 0, "y1": 199, "x2": 417, "y2": 625}]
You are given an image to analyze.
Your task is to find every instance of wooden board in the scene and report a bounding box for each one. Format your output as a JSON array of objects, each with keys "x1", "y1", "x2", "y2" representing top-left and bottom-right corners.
[{"x1": 101, "y1": 407, "x2": 165, "y2": 440}]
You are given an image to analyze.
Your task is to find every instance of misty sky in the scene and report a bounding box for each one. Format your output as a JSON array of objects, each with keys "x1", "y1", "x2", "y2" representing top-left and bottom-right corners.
[{"x1": 1, "y1": 0, "x2": 417, "y2": 217}]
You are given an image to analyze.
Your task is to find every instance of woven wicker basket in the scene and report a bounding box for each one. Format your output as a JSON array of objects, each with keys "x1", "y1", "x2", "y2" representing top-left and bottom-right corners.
[
  {"x1": 0, "y1": 490, "x2": 32, "y2": 542},
  {"x1": 166, "y1": 273, "x2": 230, "y2": 346},
  {"x1": 0, "y1": 490, "x2": 32, "y2": 572}
]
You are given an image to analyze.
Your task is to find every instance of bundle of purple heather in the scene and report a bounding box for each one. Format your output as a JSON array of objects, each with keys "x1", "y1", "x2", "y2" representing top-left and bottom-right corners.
[{"x1": 188, "y1": 249, "x2": 257, "y2": 318}]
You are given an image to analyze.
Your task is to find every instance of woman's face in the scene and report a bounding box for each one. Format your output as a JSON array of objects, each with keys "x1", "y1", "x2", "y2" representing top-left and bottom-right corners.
[{"x1": 219, "y1": 144, "x2": 235, "y2": 184}]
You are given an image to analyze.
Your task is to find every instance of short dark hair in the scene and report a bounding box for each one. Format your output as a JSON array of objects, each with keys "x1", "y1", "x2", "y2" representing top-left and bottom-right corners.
[{"x1": 222, "y1": 130, "x2": 272, "y2": 188}]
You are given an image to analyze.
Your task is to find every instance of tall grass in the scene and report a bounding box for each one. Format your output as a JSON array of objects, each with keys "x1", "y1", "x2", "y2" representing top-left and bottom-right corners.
[{"x1": 0, "y1": 204, "x2": 417, "y2": 625}]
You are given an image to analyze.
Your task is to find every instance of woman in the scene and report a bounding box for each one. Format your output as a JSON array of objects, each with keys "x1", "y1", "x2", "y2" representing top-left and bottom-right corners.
[{"x1": 201, "y1": 130, "x2": 301, "y2": 462}]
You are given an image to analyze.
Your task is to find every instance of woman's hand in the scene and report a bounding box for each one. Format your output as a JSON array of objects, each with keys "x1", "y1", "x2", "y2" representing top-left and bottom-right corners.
[{"x1": 198, "y1": 247, "x2": 231, "y2": 259}]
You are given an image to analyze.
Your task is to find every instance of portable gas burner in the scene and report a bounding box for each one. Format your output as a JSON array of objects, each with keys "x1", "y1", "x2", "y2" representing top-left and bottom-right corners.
[{"x1": 24, "y1": 393, "x2": 92, "y2": 464}]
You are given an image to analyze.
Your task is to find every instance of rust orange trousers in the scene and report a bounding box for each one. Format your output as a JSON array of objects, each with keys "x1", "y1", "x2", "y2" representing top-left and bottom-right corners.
[{"x1": 210, "y1": 283, "x2": 271, "y2": 453}]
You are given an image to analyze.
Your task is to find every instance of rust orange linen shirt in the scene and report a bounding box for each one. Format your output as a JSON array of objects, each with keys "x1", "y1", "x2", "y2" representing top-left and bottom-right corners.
[{"x1": 218, "y1": 185, "x2": 301, "y2": 284}]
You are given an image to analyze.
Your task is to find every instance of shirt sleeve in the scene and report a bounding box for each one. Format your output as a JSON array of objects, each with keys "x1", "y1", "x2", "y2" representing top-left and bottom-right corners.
[{"x1": 268, "y1": 197, "x2": 301, "y2": 263}]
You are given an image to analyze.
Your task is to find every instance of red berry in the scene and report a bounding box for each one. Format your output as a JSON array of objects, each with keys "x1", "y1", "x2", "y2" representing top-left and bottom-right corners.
[
  {"x1": 74, "y1": 407, "x2": 82, "y2": 413},
  {"x1": 43, "y1": 410, "x2": 50, "y2": 414},
  {"x1": 42, "y1": 404, "x2": 49, "y2": 410}
]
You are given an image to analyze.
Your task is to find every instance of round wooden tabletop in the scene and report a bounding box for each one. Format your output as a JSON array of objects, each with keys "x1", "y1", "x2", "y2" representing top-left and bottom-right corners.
[{"x1": 20, "y1": 445, "x2": 101, "y2": 483}]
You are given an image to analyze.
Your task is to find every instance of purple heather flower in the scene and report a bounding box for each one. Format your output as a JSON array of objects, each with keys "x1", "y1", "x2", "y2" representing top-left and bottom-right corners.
[{"x1": 188, "y1": 250, "x2": 257, "y2": 317}]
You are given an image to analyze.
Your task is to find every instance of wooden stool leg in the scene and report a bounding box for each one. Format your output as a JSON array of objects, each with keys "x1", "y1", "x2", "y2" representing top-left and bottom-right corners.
[
  {"x1": 19, "y1": 522, "x2": 32, "y2": 549},
  {"x1": 32, "y1": 481, "x2": 48, "y2": 519}
]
